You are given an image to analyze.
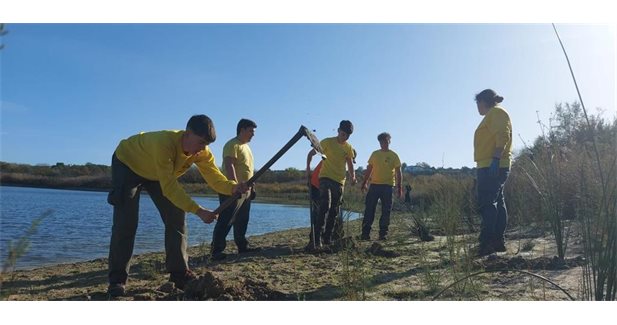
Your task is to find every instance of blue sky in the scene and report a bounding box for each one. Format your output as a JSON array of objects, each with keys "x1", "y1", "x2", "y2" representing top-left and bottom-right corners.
[{"x1": 1, "y1": 24, "x2": 615, "y2": 169}]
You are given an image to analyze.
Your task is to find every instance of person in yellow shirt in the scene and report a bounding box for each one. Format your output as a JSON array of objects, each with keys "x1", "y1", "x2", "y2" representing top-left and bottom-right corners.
[
  {"x1": 305, "y1": 120, "x2": 356, "y2": 249},
  {"x1": 211, "y1": 119, "x2": 258, "y2": 261},
  {"x1": 106, "y1": 115, "x2": 248, "y2": 297},
  {"x1": 473, "y1": 89, "x2": 512, "y2": 256},
  {"x1": 305, "y1": 149, "x2": 356, "y2": 251},
  {"x1": 360, "y1": 132, "x2": 403, "y2": 241}
]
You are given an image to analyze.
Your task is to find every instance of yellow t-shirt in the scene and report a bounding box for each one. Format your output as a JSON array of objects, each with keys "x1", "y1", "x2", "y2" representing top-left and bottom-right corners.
[
  {"x1": 318, "y1": 137, "x2": 354, "y2": 185},
  {"x1": 474, "y1": 106, "x2": 513, "y2": 168},
  {"x1": 367, "y1": 149, "x2": 401, "y2": 186},
  {"x1": 115, "y1": 130, "x2": 235, "y2": 213},
  {"x1": 222, "y1": 137, "x2": 254, "y2": 183}
]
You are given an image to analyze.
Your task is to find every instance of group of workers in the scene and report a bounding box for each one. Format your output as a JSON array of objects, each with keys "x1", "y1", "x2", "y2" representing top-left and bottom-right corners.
[{"x1": 105, "y1": 88, "x2": 512, "y2": 297}]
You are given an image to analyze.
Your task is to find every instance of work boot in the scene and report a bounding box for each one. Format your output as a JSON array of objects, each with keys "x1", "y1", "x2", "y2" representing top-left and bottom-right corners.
[
  {"x1": 238, "y1": 246, "x2": 261, "y2": 254},
  {"x1": 107, "y1": 282, "x2": 126, "y2": 297},
  {"x1": 475, "y1": 244, "x2": 496, "y2": 257},
  {"x1": 211, "y1": 251, "x2": 228, "y2": 261},
  {"x1": 169, "y1": 269, "x2": 197, "y2": 290},
  {"x1": 304, "y1": 241, "x2": 322, "y2": 253},
  {"x1": 492, "y1": 240, "x2": 507, "y2": 252}
]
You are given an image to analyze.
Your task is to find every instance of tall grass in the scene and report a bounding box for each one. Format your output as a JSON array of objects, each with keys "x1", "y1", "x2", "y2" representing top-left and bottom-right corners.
[
  {"x1": 510, "y1": 101, "x2": 616, "y2": 300},
  {"x1": 551, "y1": 23, "x2": 616, "y2": 301},
  {"x1": 514, "y1": 111, "x2": 576, "y2": 260},
  {"x1": 428, "y1": 175, "x2": 471, "y2": 256},
  {"x1": 571, "y1": 114, "x2": 617, "y2": 300},
  {"x1": 422, "y1": 175, "x2": 482, "y2": 298}
]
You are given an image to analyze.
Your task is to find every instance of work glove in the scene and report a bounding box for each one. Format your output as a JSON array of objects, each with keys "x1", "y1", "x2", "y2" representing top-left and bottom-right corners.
[{"x1": 489, "y1": 158, "x2": 500, "y2": 177}]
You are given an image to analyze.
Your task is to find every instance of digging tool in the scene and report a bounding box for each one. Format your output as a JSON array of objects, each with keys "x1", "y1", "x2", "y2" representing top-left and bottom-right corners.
[{"x1": 214, "y1": 126, "x2": 326, "y2": 226}]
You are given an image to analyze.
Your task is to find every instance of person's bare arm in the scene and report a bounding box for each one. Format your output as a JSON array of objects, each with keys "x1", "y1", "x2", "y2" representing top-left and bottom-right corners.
[
  {"x1": 306, "y1": 149, "x2": 317, "y2": 181},
  {"x1": 223, "y1": 156, "x2": 238, "y2": 182},
  {"x1": 347, "y1": 157, "x2": 356, "y2": 185},
  {"x1": 361, "y1": 164, "x2": 373, "y2": 192}
]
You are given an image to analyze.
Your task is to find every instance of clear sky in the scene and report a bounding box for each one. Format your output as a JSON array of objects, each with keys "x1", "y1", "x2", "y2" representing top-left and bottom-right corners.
[{"x1": 1, "y1": 23, "x2": 615, "y2": 169}]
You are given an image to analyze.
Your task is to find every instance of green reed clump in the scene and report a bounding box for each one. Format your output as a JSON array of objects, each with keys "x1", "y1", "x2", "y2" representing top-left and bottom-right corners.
[
  {"x1": 339, "y1": 242, "x2": 370, "y2": 300},
  {"x1": 337, "y1": 199, "x2": 372, "y2": 300}
]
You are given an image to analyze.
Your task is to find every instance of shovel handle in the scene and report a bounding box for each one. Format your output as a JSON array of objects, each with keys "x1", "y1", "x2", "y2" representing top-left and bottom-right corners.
[{"x1": 213, "y1": 126, "x2": 313, "y2": 215}]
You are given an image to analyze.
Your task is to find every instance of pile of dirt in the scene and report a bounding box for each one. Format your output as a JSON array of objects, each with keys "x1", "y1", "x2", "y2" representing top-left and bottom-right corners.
[
  {"x1": 169, "y1": 271, "x2": 292, "y2": 301},
  {"x1": 224, "y1": 279, "x2": 292, "y2": 301}
]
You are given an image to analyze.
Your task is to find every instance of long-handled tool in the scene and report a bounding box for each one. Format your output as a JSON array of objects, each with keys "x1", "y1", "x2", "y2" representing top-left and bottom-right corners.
[{"x1": 214, "y1": 125, "x2": 326, "y2": 225}]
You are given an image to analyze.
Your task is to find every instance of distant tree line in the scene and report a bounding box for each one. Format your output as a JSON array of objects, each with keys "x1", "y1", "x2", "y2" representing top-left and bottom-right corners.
[
  {"x1": 0, "y1": 160, "x2": 475, "y2": 192},
  {"x1": 0, "y1": 162, "x2": 112, "y2": 190},
  {"x1": 0, "y1": 162, "x2": 316, "y2": 192}
]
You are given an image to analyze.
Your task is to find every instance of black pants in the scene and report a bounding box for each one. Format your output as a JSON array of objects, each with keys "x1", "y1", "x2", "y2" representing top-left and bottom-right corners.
[
  {"x1": 210, "y1": 193, "x2": 251, "y2": 254},
  {"x1": 307, "y1": 185, "x2": 320, "y2": 243},
  {"x1": 107, "y1": 153, "x2": 188, "y2": 285},
  {"x1": 307, "y1": 185, "x2": 344, "y2": 244},
  {"x1": 314, "y1": 178, "x2": 344, "y2": 244},
  {"x1": 477, "y1": 167, "x2": 510, "y2": 248},
  {"x1": 361, "y1": 184, "x2": 394, "y2": 238}
]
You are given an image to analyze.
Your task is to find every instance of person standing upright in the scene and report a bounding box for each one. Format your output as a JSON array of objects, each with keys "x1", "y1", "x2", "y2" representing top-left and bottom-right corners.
[
  {"x1": 473, "y1": 89, "x2": 512, "y2": 256},
  {"x1": 211, "y1": 119, "x2": 259, "y2": 261},
  {"x1": 360, "y1": 132, "x2": 403, "y2": 241},
  {"x1": 305, "y1": 120, "x2": 356, "y2": 249}
]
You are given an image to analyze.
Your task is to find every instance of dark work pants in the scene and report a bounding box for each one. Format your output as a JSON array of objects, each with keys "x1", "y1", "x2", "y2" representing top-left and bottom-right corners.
[
  {"x1": 361, "y1": 184, "x2": 394, "y2": 238},
  {"x1": 315, "y1": 177, "x2": 344, "y2": 244},
  {"x1": 210, "y1": 194, "x2": 251, "y2": 254},
  {"x1": 107, "y1": 153, "x2": 188, "y2": 285},
  {"x1": 308, "y1": 185, "x2": 344, "y2": 245},
  {"x1": 307, "y1": 185, "x2": 320, "y2": 244},
  {"x1": 477, "y1": 167, "x2": 510, "y2": 248}
]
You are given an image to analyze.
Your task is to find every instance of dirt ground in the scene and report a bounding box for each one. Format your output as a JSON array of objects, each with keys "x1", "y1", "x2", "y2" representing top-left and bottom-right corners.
[{"x1": 0, "y1": 215, "x2": 587, "y2": 301}]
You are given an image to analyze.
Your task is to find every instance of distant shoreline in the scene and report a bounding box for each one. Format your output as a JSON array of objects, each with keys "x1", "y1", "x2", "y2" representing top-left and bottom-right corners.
[
  {"x1": 0, "y1": 184, "x2": 226, "y2": 199},
  {"x1": 0, "y1": 183, "x2": 110, "y2": 193}
]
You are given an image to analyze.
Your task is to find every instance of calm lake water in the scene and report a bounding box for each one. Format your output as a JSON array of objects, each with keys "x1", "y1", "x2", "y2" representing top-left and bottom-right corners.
[{"x1": 0, "y1": 186, "x2": 359, "y2": 270}]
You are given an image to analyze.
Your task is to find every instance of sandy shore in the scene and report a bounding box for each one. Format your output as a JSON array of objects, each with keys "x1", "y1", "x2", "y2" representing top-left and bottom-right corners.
[{"x1": 1, "y1": 215, "x2": 586, "y2": 301}]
